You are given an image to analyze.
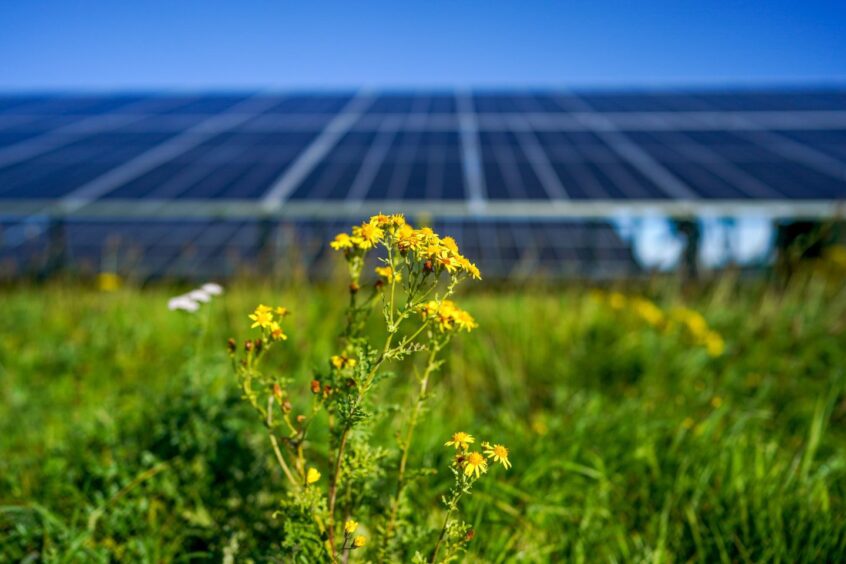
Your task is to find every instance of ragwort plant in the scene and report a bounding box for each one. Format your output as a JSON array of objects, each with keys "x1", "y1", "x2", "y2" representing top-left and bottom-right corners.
[{"x1": 227, "y1": 214, "x2": 512, "y2": 562}]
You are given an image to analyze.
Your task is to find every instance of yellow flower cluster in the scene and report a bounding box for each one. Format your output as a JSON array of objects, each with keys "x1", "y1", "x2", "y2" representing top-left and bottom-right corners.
[
  {"x1": 330, "y1": 354, "x2": 357, "y2": 370},
  {"x1": 374, "y1": 265, "x2": 401, "y2": 282},
  {"x1": 248, "y1": 304, "x2": 290, "y2": 341},
  {"x1": 597, "y1": 291, "x2": 665, "y2": 327},
  {"x1": 593, "y1": 291, "x2": 725, "y2": 357},
  {"x1": 330, "y1": 214, "x2": 405, "y2": 251},
  {"x1": 418, "y1": 300, "x2": 478, "y2": 332},
  {"x1": 330, "y1": 214, "x2": 481, "y2": 280},
  {"x1": 399, "y1": 226, "x2": 481, "y2": 279},
  {"x1": 671, "y1": 307, "x2": 725, "y2": 357},
  {"x1": 444, "y1": 432, "x2": 511, "y2": 478}
]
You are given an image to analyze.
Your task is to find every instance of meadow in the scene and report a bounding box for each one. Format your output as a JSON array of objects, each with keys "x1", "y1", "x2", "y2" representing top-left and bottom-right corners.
[{"x1": 1, "y1": 268, "x2": 845, "y2": 561}]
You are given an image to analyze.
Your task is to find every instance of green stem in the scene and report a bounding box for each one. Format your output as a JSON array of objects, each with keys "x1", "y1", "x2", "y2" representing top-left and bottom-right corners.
[
  {"x1": 430, "y1": 506, "x2": 454, "y2": 564},
  {"x1": 384, "y1": 344, "x2": 440, "y2": 549}
]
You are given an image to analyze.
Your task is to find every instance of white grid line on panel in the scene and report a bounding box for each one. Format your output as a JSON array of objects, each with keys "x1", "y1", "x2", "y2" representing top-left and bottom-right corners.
[
  {"x1": 560, "y1": 93, "x2": 700, "y2": 200},
  {"x1": 456, "y1": 91, "x2": 487, "y2": 213},
  {"x1": 507, "y1": 114, "x2": 570, "y2": 200},
  {"x1": 0, "y1": 96, "x2": 196, "y2": 169},
  {"x1": 643, "y1": 127, "x2": 785, "y2": 199},
  {"x1": 58, "y1": 94, "x2": 282, "y2": 213},
  {"x1": 345, "y1": 117, "x2": 403, "y2": 204},
  {"x1": 260, "y1": 91, "x2": 374, "y2": 211},
  {"x1": 680, "y1": 94, "x2": 846, "y2": 182}
]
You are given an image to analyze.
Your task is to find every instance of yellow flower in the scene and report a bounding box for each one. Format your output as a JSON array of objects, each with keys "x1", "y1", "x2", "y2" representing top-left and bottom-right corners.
[
  {"x1": 704, "y1": 331, "x2": 725, "y2": 357},
  {"x1": 275, "y1": 306, "x2": 290, "y2": 317},
  {"x1": 457, "y1": 255, "x2": 482, "y2": 279},
  {"x1": 445, "y1": 432, "x2": 474, "y2": 450},
  {"x1": 331, "y1": 354, "x2": 357, "y2": 370},
  {"x1": 463, "y1": 451, "x2": 488, "y2": 478},
  {"x1": 419, "y1": 300, "x2": 477, "y2": 332},
  {"x1": 97, "y1": 272, "x2": 121, "y2": 292},
  {"x1": 436, "y1": 253, "x2": 460, "y2": 273},
  {"x1": 249, "y1": 305, "x2": 274, "y2": 329},
  {"x1": 330, "y1": 233, "x2": 354, "y2": 250},
  {"x1": 353, "y1": 535, "x2": 367, "y2": 548},
  {"x1": 631, "y1": 298, "x2": 664, "y2": 327},
  {"x1": 676, "y1": 308, "x2": 708, "y2": 338},
  {"x1": 344, "y1": 519, "x2": 358, "y2": 534},
  {"x1": 269, "y1": 322, "x2": 287, "y2": 341},
  {"x1": 440, "y1": 236, "x2": 460, "y2": 254},
  {"x1": 374, "y1": 265, "x2": 401, "y2": 282},
  {"x1": 482, "y1": 442, "x2": 511, "y2": 469},
  {"x1": 608, "y1": 292, "x2": 626, "y2": 309},
  {"x1": 452, "y1": 308, "x2": 478, "y2": 332},
  {"x1": 369, "y1": 213, "x2": 392, "y2": 227},
  {"x1": 396, "y1": 224, "x2": 421, "y2": 252},
  {"x1": 306, "y1": 467, "x2": 321, "y2": 484},
  {"x1": 352, "y1": 222, "x2": 384, "y2": 249}
]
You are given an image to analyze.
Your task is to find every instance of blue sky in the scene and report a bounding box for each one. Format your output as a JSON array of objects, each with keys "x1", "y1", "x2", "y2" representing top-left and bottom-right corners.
[{"x1": 1, "y1": 0, "x2": 845, "y2": 90}]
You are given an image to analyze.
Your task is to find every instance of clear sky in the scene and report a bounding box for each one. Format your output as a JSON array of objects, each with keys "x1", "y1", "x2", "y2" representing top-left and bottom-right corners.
[{"x1": 1, "y1": 0, "x2": 845, "y2": 90}]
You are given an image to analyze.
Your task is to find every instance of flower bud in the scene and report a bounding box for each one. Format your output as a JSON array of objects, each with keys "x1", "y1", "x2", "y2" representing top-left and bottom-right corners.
[
  {"x1": 349, "y1": 282, "x2": 360, "y2": 294},
  {"x1": 311, "y1": 379, "x2": 321, "y2": 394},
  {"x1": 272, "y1": 383, "x2": 283, "y2": 401},
  {"x1": 227, "y1": 338, "x2": 237, "y2": 354},
  {"x1": 244, "y1": 340, "x2": 253, "y2": 352}
]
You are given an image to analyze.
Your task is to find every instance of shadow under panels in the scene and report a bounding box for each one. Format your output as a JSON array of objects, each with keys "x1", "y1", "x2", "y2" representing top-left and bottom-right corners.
[{"x1": 0, "y1": 218, "x2": 636, "y2": 280}]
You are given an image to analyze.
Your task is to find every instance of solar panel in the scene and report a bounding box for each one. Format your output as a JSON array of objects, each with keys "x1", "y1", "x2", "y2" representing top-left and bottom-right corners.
[{"x1": 0, "y1": 89, "x2": 844, "y2": 279}]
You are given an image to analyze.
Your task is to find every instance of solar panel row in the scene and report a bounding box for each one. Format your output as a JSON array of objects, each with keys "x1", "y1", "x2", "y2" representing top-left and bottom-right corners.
[
  {"x1": 0, "y1": 90, "x2": 844, "y2": 279},
  {"x1": 0, "y1": 218, "x2": 637, "y2": 280},
  {"x1": 1, "y1": 92, "x2": 843, "y2": 204}
]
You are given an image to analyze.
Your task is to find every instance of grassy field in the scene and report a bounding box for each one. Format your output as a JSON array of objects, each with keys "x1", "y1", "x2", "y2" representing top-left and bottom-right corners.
[{"x1": 1, "y1": 273, "x2": 845, "y2": 562}]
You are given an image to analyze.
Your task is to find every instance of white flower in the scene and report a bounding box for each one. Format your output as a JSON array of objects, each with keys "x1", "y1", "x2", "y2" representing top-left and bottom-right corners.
[
  {"x1": 168, "y1": 297, "x2": 200, "y2": 312},
  {"x1": 188, "y1": 289, "x2": 212, "y2": 303},
  {"x1": 201, "y1": 283, "x2": 224, "y2": 295}
]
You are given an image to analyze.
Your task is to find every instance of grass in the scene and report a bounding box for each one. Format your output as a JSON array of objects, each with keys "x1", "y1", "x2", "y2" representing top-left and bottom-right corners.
[{"x1": 1, "y1": 273, "x2": 845, "y2": 562}]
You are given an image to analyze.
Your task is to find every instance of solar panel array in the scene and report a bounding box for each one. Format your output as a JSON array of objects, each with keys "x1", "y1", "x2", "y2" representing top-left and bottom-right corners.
[{"x1": 1, "y1": 89, "x2": 844, "y2": 279}]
